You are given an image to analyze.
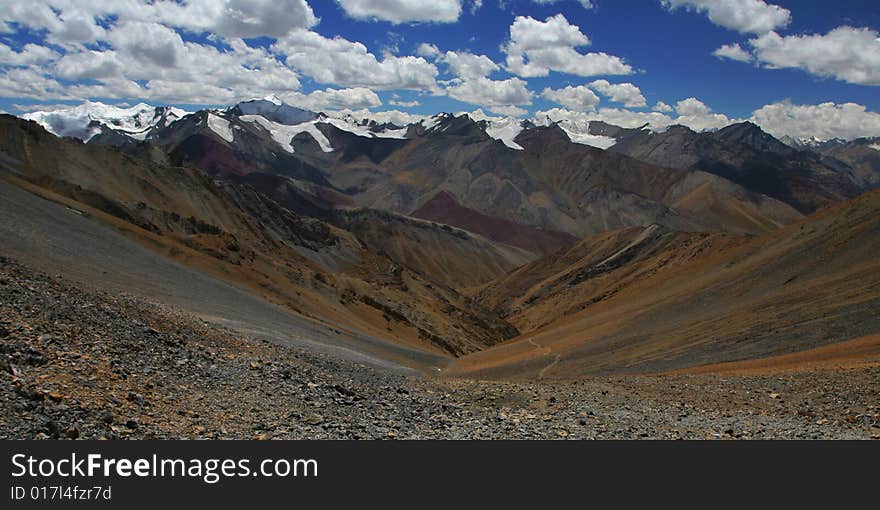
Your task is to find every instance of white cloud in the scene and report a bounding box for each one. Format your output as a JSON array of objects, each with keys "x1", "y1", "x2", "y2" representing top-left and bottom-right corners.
[
  {"x1": 541, "y1": 85, "x2": 600, "y2": 111},
  {"x1": 416, "y1": 43, "x2": 440, "y2": 58},
  {"x1": 0, "y1": 1, "x2": 319, "y2": 42},
  {"x1": 661, "y1": 0, "x2": 790, "y2": 35},
  {"x1": 2, "y1": 25, "x2": 303, "y2": 104},
  {"x1": 280, "y1": 87, "x2": 383, "y2": 111},
  {"x1": 674, "y1": 97, "x2": 737, "y2": 131},
  {"x1": 54, "y1": 50, "x2": 124, "y2": 81},
  {"x1": 274, "y1": 30, "x2": 439, "y2": 91},
  {"x1": 653, "y1": 101, "x2": 673, "y2": 112},
  {"x1": 439, "y1": 51, "x2": 499, "y2": 79},
  {"x1": 0, "y1": 68, "x2": 71, "y2": 100},
  {"x1": 713, "y1": 42, "x2": 752, "y2": 62},
  {"x1": 748, "y1": 27, "x2": 880, "y2": 86},
  {"x1": 335, "y1": 0, "x2": 463, "y2": 24},
  {"x1": 105, "y1": 21, "x2": 185, "y2": 69},
  {"x1": 503, "y1": 14, "x2": 632, "y2": 78},
  {"x1": 447, "y1": 77, "x2": 534, "y2": 107},
  {"x1": 199, "y1": 0, "x2": 319, "y2": 38},
  {"x1": 751, "y1": 101, "x2": 880, "y2": 141},
  {"x1": 389, "y1": 99, "x2": 421, "y2": 107},
  {"x1": 0, "y1": 43, "x2": 60, "y2": 66},
  {"x1": 588, "y1": 80, "x2": 646, "y2": 107}
]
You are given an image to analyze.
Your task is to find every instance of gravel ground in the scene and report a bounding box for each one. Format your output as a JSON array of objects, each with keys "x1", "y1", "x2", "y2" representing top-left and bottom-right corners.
[{"x1": 1, "y1": 255, "x2": 878, "y2": 440}]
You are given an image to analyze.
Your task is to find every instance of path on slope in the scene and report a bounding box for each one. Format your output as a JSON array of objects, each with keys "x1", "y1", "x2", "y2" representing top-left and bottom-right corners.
[
  {"x1": 0, "y1": 180, "x2": 448, "y2": 373},
  {"x1": 526, "y1": 338, "x2": 561, "y2": 379}
]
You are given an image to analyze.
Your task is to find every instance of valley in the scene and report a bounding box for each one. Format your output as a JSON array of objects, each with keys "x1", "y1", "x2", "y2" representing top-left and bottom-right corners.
[{"x1": 1, "y1": 99, "x2": 879, "y2": 439}]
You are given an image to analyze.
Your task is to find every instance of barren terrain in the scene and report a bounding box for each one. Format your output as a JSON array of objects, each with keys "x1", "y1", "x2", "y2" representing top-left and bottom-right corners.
[{"x1": 2, "y1": 256, "x2": 877, "y2": 440}]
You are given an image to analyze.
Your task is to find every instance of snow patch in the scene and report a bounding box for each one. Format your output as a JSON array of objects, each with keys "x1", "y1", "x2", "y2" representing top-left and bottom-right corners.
[
  {"x1": 533, "y1": 116, "x2": 617, "y2": 149},
  {"x1": 240, "y1": 115, "x2": 333, "y2": 153},
  {"x1": 460, "y1": 110, "x2": 525, "y2": 150},
  {"x1": 207, "y1": 113, "x2": 234, "y2": 143}
]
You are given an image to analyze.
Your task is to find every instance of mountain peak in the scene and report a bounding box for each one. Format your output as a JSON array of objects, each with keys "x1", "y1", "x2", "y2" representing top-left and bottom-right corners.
[{"x1": 713, "y1": 121, "x2": 792, "y2": 154}]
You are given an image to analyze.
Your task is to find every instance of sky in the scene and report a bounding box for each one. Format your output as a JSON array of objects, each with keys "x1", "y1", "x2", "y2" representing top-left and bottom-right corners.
[{"x1": 1, "y1": 0, "x2": 879, "y2": 140}]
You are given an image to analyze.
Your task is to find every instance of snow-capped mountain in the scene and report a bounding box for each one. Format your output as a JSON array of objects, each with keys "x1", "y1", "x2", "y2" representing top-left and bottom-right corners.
[
  {"x1": 19, "y1": 99, "x2": 630, "y2": 152},
  {"x1": 533, "y1": 113, "x2": 618, "y2": 149},
  {"x1": 464, "y1": 110, "x2": 528, "y2": 150},
  {"x1": 779, "y1": 135, "x2": 847, "y2": 150},
  {"x1": 230, "y1": 95, "x2": 317, "y2": 125},
  {"x1": 18, "y1": 99, "x2": 879, "y2": 163},
  {"x1": 22, "y1": 102, "x2": 190, "y2": 142}
]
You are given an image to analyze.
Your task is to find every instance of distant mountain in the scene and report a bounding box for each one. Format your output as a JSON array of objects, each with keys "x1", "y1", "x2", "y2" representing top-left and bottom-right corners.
[
  {"x1": 609, "y1": 121, "x2": 864, "y2": 213},
  {"x1": 18, "y1": 100, "x2": 848, "y2": 247},
  {"x1": 231, "y1": 95, "x2": 317, "y2": 125},
  {"x1": 23, "y1": 102, "x2": 190, "y2": 143},
  {"x1": 801, "y1": 137, "x2": 880, "y2": 189}
]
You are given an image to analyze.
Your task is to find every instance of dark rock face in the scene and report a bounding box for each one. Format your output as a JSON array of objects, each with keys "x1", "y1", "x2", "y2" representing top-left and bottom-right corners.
[{"x1": 411, "y1": 191, "x2": 577, "y2": 255}]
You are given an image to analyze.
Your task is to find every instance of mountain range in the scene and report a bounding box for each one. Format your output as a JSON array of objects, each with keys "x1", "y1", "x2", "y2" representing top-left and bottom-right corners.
[{"x1": 3, "y1": 97, "x2": 879, "y2": 378}]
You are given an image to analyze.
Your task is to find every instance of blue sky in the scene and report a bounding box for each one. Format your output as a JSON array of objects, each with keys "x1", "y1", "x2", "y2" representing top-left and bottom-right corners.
[
  {"x1": 308, "y1": 0, "x2": 880, "y2": 118},
  {"x1": 1, "y1": 1, "x2": 879, "y2": 139}
]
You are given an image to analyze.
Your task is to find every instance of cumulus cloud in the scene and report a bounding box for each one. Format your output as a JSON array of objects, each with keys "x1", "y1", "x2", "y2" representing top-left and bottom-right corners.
[
  {"x1": 279, "y1": 87, "x2": 382, "y2": 111},
  {"x1": 2, "y1": 24, "x2": 303, "y2": 103},
  {"x1": 674, "y1": 97, "x2": 736, "y2": 131},
  {"x1": 661, "y1": 0, "x2": 790, "y2": 35},
  {"x1": 653, "y1": 101, "x2": 673, "y2": 112},
  {"x1": 389, "y1": 98, "x2": 421, "y2": 107},
  {"x1": 503, "y1": 14, "x2": 632, "y2": 77},
  {"x1": 416, "y1": 43, "x2": 441, "y2": 58},
  {"x1": 274, "y1": 30, "x2": 439, "y2": 90},
  {"x1": 748, "y1": 27, "x2": 880, "y2": 86},
  {"x1": 439, "y1": 51, "x2": 500, "y2": 80},
  {"x1": 335, "y1": 0, "x2": 463, "y2": 24},
  {"x1": 0, "y1": 0, "x2": 319, "y2": 42},
  {"x1": 751, "y1": 101, "x2": 880, "y2": 141},
  {"x1": 447, "y1": 77, "x2": 534, "y2": 107},
  {"x1": 0, "y1": 2, "x2": 320, "y2": 104},
  {"x1": 713, "y1": 42, "x2": 752, "y2": 62},
  {"x1": 0, "y1": 43, "x2": 60, "y2": 66},
  {"x1": 541, "y1": 85, "x2": 601, "y2": 111},
  {"x1": 588, "y1": 80, "x2": 646, "y2": 107}
]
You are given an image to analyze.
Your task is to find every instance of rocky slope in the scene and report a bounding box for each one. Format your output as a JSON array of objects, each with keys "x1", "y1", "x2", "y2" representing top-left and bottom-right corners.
[
  {"x1": 2, "y1": 256, "x2": 877, "y2": 440},
  {"x1": 0, "y1": 115, "x2": 520, "y2": 357}
]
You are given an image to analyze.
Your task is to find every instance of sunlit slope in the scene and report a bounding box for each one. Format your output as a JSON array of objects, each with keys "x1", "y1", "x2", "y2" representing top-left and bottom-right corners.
[{"x1": 454, "y1": 189, "x2": 880, "y2": 379}]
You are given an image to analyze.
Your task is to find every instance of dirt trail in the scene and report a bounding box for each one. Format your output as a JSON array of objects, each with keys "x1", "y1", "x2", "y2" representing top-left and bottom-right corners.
[{"x1": 526, "y1": 338, "x2": 561, "y2": 379}]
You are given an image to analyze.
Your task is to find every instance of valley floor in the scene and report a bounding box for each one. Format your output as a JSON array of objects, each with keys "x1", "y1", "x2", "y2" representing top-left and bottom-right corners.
[{"x1": 2, "y1": 256, "x2": 877, "y2": 440}]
